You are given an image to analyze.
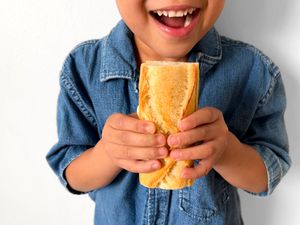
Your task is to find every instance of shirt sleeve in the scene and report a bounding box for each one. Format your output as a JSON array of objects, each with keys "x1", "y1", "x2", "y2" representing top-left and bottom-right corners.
[
  {"x1": 243, "y1": 72, "x2": 291, "y2": 196},
  {"x1": 46, "y1": 57, "x2": 99, "y2": 194}
]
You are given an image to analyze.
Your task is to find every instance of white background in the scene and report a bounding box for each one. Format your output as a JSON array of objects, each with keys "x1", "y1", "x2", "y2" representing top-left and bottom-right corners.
[{"x1": 0, "y1": 0, "x2": 299, "y2": 224}]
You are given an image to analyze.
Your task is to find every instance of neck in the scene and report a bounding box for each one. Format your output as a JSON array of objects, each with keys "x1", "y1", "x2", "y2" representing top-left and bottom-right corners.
[{"x1": 133, "y1": 36, "x2": 188, "y2": 66}]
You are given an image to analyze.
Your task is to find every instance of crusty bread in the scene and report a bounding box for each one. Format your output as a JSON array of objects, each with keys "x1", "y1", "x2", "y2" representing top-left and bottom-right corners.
[{"x1": 137, "y1": 61, "x2": 199, "y2": 190}]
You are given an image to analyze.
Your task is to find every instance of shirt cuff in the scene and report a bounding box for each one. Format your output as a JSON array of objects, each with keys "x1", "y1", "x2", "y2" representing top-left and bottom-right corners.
[
  {"x1": 247, "y1": 144, "x2": 285, "y2": 196},
  {"x1": 58, "y1": 145, "x2": 90, "y2": 194}
]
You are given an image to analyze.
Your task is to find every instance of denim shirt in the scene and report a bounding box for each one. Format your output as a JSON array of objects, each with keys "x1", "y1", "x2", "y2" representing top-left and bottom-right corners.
[{"x1": 46, "y1": 21, "x2": 291, "y2": 225}]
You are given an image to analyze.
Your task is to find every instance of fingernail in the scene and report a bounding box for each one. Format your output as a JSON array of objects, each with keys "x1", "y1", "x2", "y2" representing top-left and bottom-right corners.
[
  {"x1": 152, "y1": 163, "x2": 160, "y2": 169},
  {"x1": 157, "y1": 135, "x2": 165, "y2": 145},
  {"x1": 159, "y1": 147, "x2": 167, "y2": 156},
  {"x1": 169, "y1": 136, "x2": 179, "y2": 146},
  {"x1": 145, "y1": 124, "x2": 155, "y2": 133}
]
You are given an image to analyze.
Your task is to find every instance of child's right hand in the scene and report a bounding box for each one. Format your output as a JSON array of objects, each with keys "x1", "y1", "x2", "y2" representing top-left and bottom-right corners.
[{"x1": 100, "y1": 113, "x2": 168, "y2": 173}]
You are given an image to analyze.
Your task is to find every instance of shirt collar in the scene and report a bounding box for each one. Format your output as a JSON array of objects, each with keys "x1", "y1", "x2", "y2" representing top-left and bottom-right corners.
[{"x1": 99, "y1": 20, "x2": 222, "y2": 82}]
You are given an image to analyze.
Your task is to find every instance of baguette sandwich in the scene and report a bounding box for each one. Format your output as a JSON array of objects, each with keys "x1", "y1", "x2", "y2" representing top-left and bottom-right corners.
[{"x1": 137, "y1": 61, "x2": 199, "y2": 190}]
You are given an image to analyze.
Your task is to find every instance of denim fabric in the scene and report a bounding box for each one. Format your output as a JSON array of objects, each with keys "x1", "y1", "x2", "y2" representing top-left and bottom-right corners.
[{"x1": 46, "y1": 20, "x2": 291, "y2": 225}]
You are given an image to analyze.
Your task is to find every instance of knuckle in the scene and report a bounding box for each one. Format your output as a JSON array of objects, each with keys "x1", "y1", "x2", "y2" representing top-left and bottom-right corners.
[
  {"x1": 148, "y1": 149, "x2": 157, "y2": 159},
  {"x1": 200, "y1": 127, "x2": 208, "y2": 139},
  {"x1": 212, "y1": 107, "x2": 221, "y2": 115},
  {"x1": 155, "y1": 134, "x2": 165, "y2": 146},
  {"x1": 208, "y1": 108, "x2": 216, "y2": 121},
  {"x1": 117, "y1": 114, "x2": 126, "y2": 128},
  {"x1": 108, "y1": 113, "x2": 124, "y2": 127},
  {"x1": 120, "y1": 132, "x2": 129, "y2": 144},
  {"x1": 187, "y1": 137, "x2": 195, "y2": 147},
  {"x1": 182, "y1": 133, "x2": 193, "y2": 146},
  {"x1": 116, "y1": 131, "x2": 126, "y2": 144},
  {"x1": 124, "y1": 146, "x2": 132, "y2": 159},
  {"x1": 207, "y1": 145, "x2": 216, "y2": 156},
  {"x1": 134, "y1": 120, "x2": 149, "y2": 134},
  {"x1": 191, "y1": 116, "x2": 198, "y2": 127},
  {"x1": 135, "y1": 120, "x2": 141, "y2": 133},
  {"x1": 206, "y1": 107, "x2": 219, "y2": 122},
  {"x1": 184, "y1": 116, "x2": 196, "y2": 129},
  {"x1": 141, "y1": 134, "x2": 151, "y2": 145},
  {"x1": 109, "y1": 113, "x2": 121, "y2": 122}
]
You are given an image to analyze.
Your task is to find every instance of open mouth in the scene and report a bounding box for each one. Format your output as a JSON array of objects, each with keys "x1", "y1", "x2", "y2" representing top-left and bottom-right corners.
[{"x1": 150, "y1": 7, "x2": 200, "y2": 29}]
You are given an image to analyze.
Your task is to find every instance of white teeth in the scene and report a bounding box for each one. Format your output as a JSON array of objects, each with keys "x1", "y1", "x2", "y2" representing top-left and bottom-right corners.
[
  {"x1": 184, "y1": 15, "x2": 193, "y2": 27},
  {"x1": 175, "y1": 11, "x2": 184, "y2": 17},
  {"x1": 157, "y1": 11, "x2": 163, "y2": 16},
  {"x1": 154, "y1": 8, "x2": 196, "y2": 18},
  {"x1": 188, "y1": 8, "x2": 195, "y2": 14},
  {"x1": 168, "y1": 10, "x2": 176, "y2": 17}
]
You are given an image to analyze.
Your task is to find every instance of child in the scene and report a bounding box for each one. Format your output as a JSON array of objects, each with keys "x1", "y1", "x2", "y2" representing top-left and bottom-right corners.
[{"x1": 46, "y1": 1, "x2": 291, "y2": 224}]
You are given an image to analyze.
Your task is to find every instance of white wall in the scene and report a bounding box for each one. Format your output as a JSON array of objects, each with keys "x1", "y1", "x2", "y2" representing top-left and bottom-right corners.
[
  {"x1": 0, "y1": 0, "x2": 299, "y2": 224},
  {"x1": 216, "y1": 1, "x2": 300, "y2": 224}
]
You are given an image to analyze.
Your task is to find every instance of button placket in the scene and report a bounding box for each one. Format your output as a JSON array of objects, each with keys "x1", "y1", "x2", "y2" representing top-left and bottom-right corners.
[{"x1": 154, "y1": 189, "x2": 171, "y2": 225}]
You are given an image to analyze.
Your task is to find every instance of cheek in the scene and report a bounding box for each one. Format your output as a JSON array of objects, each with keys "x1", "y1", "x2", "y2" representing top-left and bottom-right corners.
[
  {"x1": 117, "y1": 0, "x2": 147, "y2": 28},
  {"x1": 124, "y1": 14, "x2": 148, "y2": 35},
  {"x1": 202, "y1": 0, "x2": 225, "y2": 27}
]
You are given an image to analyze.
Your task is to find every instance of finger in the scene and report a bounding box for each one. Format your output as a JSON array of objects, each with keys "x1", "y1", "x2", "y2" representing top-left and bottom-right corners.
[
  {"x1": 103, "y1": 128, "x2": 166, "y2": 147},
  {"x1": 108, "y1": 113, "x2": 156, "y2": 134},
  {"x1": 170, "y1": 142, "x2": 215, "y2": 161},
  {"x1": 168, "y1": 123, "x2": 217, "y2": 147},
  {"x1": 181, "y1": 160, "x2": 211, "y2": 179},
  {"x1": 110, "y1": 143, "x2": 169, "y2": 160},
  {"x1": 180, "y1": 107, "x2": 221, "y2": 131},
  {"x1": 117, "y1": 159, "x2": 162, "y2": 173}
]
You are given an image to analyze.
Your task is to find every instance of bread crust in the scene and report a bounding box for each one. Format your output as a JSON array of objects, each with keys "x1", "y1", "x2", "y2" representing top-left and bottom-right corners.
[{"x1": 138, "y1": 61, "x2": 199, "y2": 190}]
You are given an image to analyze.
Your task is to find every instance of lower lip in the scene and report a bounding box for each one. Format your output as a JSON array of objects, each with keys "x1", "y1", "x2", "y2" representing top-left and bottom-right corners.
[{"x1": 152, "y1": 11, "x2": 200, "y2": 38}]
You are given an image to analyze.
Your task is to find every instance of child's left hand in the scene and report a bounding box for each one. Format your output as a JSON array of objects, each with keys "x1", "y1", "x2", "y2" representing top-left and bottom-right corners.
[{"x1": 168, "y1": 107, "x2": 229, "y2": 179}]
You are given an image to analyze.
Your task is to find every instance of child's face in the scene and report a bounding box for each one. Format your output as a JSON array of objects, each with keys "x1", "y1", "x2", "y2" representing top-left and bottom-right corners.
[{"x1": 116, "y1": 0, "x2": 225, "y2": 62}]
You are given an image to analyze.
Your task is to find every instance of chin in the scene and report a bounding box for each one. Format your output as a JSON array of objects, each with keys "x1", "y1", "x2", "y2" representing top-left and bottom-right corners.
[
  {"x1": 155, "y1": 37, "x2": 199, "y2": 60},
  {"x1": 157, "y1": 47, "x2": 192, "y2": 61}
]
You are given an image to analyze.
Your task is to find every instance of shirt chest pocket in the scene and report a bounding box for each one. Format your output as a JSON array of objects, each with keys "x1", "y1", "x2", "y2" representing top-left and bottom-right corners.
[{"x1": 178, "y1": 174, "x2": 231, "y2": 224}]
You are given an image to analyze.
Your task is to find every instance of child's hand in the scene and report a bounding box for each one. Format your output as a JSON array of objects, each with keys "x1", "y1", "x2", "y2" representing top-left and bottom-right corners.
[
  {"x1": 168, "y1": 107, "x2": 229, "y2": 179},
  {"x1": 100, "y1": 113, "x2": 168, "y2": 173}
]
